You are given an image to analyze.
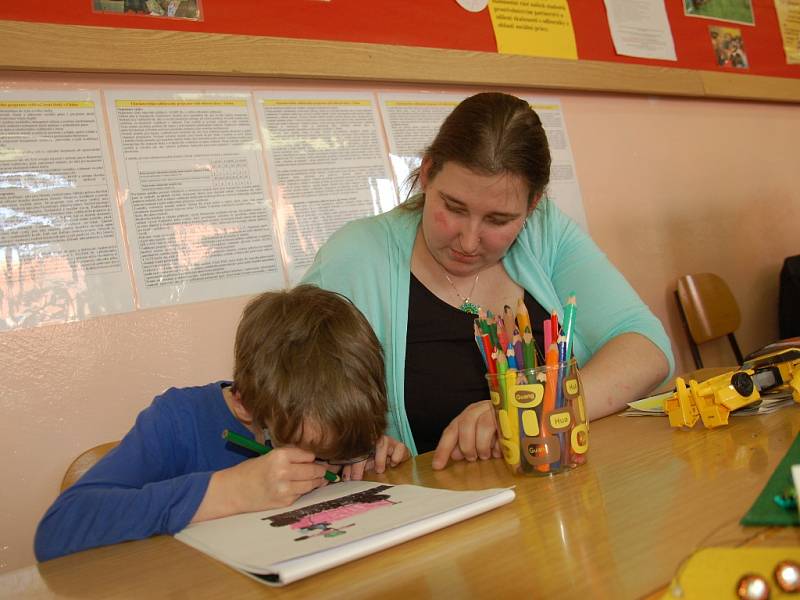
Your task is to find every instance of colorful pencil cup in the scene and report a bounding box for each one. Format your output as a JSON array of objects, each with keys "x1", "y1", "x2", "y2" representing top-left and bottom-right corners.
[{"x1": 486, "y1": 358, "x2": 589, "y2": 476}]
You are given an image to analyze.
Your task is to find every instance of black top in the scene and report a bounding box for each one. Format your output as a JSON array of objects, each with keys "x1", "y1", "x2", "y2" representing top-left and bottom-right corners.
[{"x1": 404, "y1": 273, "x2": 549, "y2": 454}]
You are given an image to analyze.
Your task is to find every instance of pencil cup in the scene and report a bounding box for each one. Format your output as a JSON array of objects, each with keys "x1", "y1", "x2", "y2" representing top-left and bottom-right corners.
[{"x1": 486, "y1": 358, "x2": 588, "y2": 476}]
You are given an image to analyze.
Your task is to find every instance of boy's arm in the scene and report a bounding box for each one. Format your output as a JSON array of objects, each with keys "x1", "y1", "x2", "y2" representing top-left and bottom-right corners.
[
  {"x1": 34, "y1": 400, "x2": 210, "y2": 562},
  {"x1": 191, "y1": 447, "x2": 329, "y2": 522}
]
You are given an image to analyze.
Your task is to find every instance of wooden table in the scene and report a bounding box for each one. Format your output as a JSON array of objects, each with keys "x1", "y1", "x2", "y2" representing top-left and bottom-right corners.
[{"x1": 3, "y1": 405, "x2": 799, "y2": 599}]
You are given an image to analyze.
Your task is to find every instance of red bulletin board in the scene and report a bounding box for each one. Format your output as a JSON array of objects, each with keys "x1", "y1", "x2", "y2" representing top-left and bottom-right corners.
[{"x1": 1, "y1": 0, "x2": 797, "y2": 80}]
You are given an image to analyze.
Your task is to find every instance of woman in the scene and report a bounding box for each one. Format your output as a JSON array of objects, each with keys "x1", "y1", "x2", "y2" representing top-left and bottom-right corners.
[{"x1": 302, "y1": 92, "x2": 673, "y2": 469}]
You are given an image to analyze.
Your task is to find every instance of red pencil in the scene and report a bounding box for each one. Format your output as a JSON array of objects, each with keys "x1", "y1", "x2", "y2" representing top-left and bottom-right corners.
[{"x1": 481, "y1": 333, "x2": 496, "y2": 375}]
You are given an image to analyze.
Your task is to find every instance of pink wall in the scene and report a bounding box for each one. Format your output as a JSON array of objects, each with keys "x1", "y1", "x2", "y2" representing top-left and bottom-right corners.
[
  {"x1": 563, "y1": 93, "x2": 799, "y2": 370},
  {"x1": 1, "y1": 85, "x2": 798, "y2": 573}
]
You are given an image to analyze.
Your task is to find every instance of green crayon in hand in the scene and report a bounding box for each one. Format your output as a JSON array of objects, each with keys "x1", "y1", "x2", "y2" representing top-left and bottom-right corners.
[{"x1": 222, "y1": 429, "x2": 340, "y2": 483}]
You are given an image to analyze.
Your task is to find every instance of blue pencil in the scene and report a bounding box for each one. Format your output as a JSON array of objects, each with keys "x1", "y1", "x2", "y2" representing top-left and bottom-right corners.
[{"x1": 474, "y1": 322, "x2": 488, "y2": 368}]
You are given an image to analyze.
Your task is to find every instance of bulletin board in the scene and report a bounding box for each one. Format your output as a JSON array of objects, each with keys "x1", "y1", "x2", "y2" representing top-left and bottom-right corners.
[{"x1": 1, "y1": 1, "x2": 800, "y2": 102}]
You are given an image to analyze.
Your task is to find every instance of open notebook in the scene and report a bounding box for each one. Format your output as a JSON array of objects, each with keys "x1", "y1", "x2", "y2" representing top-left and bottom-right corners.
[{"x1": 175, "y1": 480, "x2": 515, "y2": 586}]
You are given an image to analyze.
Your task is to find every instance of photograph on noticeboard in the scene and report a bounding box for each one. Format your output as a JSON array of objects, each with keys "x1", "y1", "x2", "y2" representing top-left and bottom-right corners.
[
  {"x1": 709, "y1": 26, "x2": 749, "y2": 68},
  {"x1": 683, "y1": 0, "x2": 755, "y2": 26},
  {"x1": 92, "y1": 0, "x2": 202, "y2": 20}
]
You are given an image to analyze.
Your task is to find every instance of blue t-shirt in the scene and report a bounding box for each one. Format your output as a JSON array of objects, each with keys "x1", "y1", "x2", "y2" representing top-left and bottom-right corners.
[{"x1": 34, "y1": 382, "x2": 258, "y2": 561}]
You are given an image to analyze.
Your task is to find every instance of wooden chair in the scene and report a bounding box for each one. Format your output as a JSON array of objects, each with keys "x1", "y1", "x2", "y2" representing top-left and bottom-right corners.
[
  {"x1": 674, "y1": 273, "x2": 744, "y2": 369},
  {"x1": 60, "y1": 441, "x2": 119, "y2": 492}
]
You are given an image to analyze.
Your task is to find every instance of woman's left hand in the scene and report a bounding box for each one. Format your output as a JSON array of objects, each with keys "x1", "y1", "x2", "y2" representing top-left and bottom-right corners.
[{"x1": 432, "y1": 400, "x2": 502, "y2": 470}]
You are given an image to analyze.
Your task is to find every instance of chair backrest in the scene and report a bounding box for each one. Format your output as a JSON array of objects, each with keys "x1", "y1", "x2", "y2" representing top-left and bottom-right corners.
[
  {"x1": 60, "y1": 441, "x2": 119, "y2": 492},
  {"x1": 779, "y1": 254, "x2": 800, "y2": 339},
  {"x1": 674, "y1": 272, "x2": 743, "y2": 368}
]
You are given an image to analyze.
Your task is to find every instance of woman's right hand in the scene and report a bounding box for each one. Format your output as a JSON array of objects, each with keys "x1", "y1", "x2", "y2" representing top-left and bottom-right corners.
[{"x1": 431, "y1": 400, "x2": 503, "y2": 470}]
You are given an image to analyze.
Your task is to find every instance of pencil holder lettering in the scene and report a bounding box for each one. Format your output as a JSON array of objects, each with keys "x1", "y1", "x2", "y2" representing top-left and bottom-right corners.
[{"x1": 486, "y1": 358, "x2": 589, "y2": 476}]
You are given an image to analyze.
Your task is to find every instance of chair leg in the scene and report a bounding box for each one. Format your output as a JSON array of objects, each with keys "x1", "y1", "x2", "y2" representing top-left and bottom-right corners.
[
  {"x1": 728, "y1": 333, "x2": 744, "y2": 365},
  {"x1": 674, "y1": 290, "x2": 703, "y2": 369}
]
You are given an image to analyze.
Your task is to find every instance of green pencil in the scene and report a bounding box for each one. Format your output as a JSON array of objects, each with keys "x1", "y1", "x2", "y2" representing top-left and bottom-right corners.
[{"x1": 222, "y1": 429, "x2": 341, "y2": 483}]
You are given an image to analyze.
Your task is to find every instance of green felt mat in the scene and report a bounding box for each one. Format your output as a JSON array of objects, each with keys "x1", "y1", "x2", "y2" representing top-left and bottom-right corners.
[{"x1": 741, "y1": 431, "x2": 800, "y2": 526}]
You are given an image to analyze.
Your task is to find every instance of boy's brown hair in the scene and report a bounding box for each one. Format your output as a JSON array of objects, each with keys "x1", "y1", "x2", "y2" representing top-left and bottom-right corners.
[{"x1": 233, "y1": 284, "x2": 387, "y2": 460}]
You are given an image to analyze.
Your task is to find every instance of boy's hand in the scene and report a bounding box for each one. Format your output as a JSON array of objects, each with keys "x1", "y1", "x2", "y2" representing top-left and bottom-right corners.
[
  {"x1": 431, "y1": 400, "x2": 502, "y2": 470},
  {"x1": 194, "y1": 447, "x2": 328, "y2": 522},
  {"x1": 341, "y1": 435, "x2": 410, "y2": 480}
]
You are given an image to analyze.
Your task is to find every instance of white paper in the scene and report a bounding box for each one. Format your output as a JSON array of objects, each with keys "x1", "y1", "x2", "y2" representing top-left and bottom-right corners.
[
  {"x1": 176, "y1": 481, "x2": 515, "y2": 585},
  {"x1": 378, "y1": 92, "x2": 587, "y2": 230},
  {"x1": 0, "y1": 90, "x2": 134, "y2": 330},
  {"x1": 105, "y1": 90, "x2": 283, "y2": 308},
  {"x1": 456, "y1": 0, "x2": 489, "y2": 12},
  {"x1": 255, "y1": 91, "x2": 398, "y2": 284},
  {"x1": 378, "y1": 92, "x2": 466, "y2": 200},
  {"x1": 603, "y1": 0, "x2": 677, "y2": 61},
  {"x1": 521, "y1": 96, "x2": 588, "y2": 230}
]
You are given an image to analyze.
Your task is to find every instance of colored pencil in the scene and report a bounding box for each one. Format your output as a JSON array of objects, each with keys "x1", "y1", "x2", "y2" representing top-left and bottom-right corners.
[
  {"x1": 550, "y1": 310, "x2": 559, "y2": 341},
  {"x1": 537, "y1": 343, "x2": 560, "y2": 473},
  {"x1": 480, "y1": 333, "x2": 496, "y2": 375},
  {"x1": 485, "y1": 310, "x2": 500, "y2": 350},
  {"x1": 512, "y1": 333, "x2": 525, "y2": 371},
  {"x1": 474, "y1": 322, "x2": 488, "y2": 368},
  {"x1": 515, "y1": 297, "x2": 531, "y2": 336},
  {"x1": 222, "y1": 429, "x2": 341, "y2": 483},
  {"x1": 506, "y1": 343, "x2": 517, "y2": 370},
  {"x1": 503, "y1": 305, "x2": 516, "y2": 346},
  {"x1": 522, "y1": 327, "x2": 536, "y2": 369},
  {"x1": 496, "y1": 317, "x2": 510, "y2": 351},
  {"x1": 562, "y1": 294, "x2": 577, "y2": 360}
]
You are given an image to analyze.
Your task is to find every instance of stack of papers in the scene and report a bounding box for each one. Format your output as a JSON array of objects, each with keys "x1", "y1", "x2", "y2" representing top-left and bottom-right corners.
[
  {"x1": 621, "y1": 389, "x2": 795, "y2": 418},
  {"x1": 175, "y1": 481, "x2": 515, "y2": 586}
]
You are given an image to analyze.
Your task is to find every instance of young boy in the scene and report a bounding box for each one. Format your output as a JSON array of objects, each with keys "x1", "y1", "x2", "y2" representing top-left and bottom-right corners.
[{"x1": 35, "y1": 285, "x2": 409, "y2": 561}]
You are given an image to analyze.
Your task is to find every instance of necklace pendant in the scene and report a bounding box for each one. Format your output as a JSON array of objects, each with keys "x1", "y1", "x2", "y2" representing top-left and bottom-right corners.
[{"x1": 459, "y1": 299, "x2": 480, "y2": 315}]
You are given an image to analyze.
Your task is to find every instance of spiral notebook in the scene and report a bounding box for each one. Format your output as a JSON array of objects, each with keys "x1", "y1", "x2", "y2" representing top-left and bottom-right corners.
[{"x1": 175, "y1": 481, "x2": 515, "y2": 586}]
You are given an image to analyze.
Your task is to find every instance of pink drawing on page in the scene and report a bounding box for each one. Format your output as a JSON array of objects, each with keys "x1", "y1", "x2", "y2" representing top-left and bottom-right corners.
[{"x1": 261, "y1": 485, "x2": 400, "y2": 542}]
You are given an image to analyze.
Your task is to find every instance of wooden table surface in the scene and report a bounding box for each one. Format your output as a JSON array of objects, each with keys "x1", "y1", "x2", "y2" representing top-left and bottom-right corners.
[{"x1": 3, "y1": 401, "x2": 799, "y2": 599}]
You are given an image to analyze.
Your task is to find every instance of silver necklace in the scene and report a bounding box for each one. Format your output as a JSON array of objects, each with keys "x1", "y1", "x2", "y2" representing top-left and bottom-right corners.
[{"x1": 444, "y1": 271, "x2": 480, "y2": 315}]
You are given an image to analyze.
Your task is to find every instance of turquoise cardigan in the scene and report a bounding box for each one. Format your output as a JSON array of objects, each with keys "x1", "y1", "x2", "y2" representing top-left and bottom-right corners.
[{"x1": 302, "y1": 199, "x2": 674, "y2": 454}]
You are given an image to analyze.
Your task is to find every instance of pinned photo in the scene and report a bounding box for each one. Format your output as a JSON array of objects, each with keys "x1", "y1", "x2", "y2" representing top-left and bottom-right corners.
[
  {"x1": 709, "y1": 26, "x2": 749, "y2": 68},
  {"x1": 92, "y1": 0, "x2": 202, "y2": 20},
  {"x1": 684, "y1": 0, "x2": 755, "y2": 26}
]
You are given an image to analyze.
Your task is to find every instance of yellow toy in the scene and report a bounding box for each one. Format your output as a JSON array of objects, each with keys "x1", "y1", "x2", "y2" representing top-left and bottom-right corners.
[{"x1": 664, "y1": 348, "x2": 800, "y2": 429}]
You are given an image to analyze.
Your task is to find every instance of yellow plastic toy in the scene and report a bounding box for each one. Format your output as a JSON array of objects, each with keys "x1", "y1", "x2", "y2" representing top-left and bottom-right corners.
[{"x1": 664, "y1": 348, "x2": 800, "y2": 429}]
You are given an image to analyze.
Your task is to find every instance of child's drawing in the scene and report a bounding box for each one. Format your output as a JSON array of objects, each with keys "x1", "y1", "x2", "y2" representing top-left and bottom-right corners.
[{"x1": 262, "y1": 485, "x2": 400, "y2": 542}]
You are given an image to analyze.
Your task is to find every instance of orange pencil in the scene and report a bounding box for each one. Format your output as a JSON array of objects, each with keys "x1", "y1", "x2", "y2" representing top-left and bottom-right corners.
[{"x1": 536, "y1": 342, "x2": 560, "y2": 473}]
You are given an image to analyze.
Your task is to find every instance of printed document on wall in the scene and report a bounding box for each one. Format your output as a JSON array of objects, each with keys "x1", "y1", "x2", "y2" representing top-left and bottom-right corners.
[
  {"x1": 603, "y1": 0, "x2": 677, "y2": 61},
  {"x1": 379, "y1": 92, "x2": 587, "y2": 231},
  {"x1": 0, "y1": 90, "x2": 134, "y2": 331},
  {"x1": 255, "y1": 90, "x2": 397, "y2": 285},
  {"x1": 378, "y1": 92, "x2": 467, "y2": 200},
  {"x1": 105, "y1": 90, "x2": 283, "y2": 308},
  {"x1": 488, "y1": 0, "x2": 578, "y2": 60},
  {"x1": 775, "y1": 0, "x2": 800, "y2": 64}
]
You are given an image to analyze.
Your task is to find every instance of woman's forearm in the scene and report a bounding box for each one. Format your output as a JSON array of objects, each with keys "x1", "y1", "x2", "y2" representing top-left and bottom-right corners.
[{"x1": 580, "y1": 333, "x2": 671, "y2": 421}]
